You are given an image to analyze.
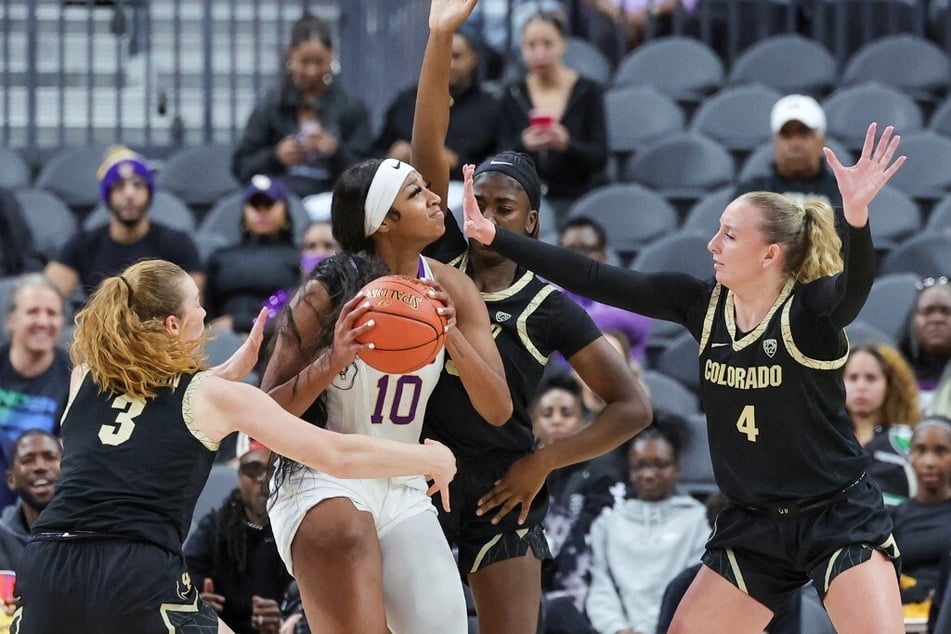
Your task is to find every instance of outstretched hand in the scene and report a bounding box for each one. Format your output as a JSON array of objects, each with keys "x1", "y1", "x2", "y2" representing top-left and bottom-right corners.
[
  {"x1": 461, "y1": 163, "x2": 496, "y2": 245},
  {"x1": 210, "y1": 307, "x2": 268, "y2": 381},
  {"x1": 429, "y1": 0, "x2": 478, "y2": 32},
  {"x1": 825, "y1": 122, "x2": 905, "y2": 227}
]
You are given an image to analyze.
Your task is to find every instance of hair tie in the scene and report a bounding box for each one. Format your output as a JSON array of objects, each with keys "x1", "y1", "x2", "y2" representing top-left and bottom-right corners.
[{"x1": 119, "y1": 275, "x2": 135, "y2": 302}]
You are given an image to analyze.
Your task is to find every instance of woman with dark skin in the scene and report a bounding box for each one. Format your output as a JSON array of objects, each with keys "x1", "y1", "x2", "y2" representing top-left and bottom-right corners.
[
  {"x1": 412, "y1": 2, "x2": 651, "y2": 632},
  {"x1": 463, "y1": 123, "x2": 907, "y2": 633}
]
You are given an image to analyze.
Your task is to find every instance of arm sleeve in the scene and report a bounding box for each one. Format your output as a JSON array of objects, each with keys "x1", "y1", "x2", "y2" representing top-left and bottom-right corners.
[
  {"x1": 491, "y1": 227, "x2": 708, "y2": 327},
  {"x1": 585, "y1": 513, "x2": 630, "y2": 634},
  {"x1": 798, "y1": 222, "x2": 875, "y2": 329}
]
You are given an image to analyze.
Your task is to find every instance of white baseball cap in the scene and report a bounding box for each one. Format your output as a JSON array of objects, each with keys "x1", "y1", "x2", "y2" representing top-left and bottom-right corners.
[{"x1": 770, "y1": 95, "x2": 826, "y2": 135}]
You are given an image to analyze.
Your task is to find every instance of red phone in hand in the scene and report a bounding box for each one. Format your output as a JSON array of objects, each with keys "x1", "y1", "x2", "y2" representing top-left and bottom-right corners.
[{"x1": 529, "y1": 110, "x2": 555, "y2": 128}]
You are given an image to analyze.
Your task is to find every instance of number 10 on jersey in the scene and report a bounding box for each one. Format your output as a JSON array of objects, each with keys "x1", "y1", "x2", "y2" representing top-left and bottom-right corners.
[{"x1": 370, "y1": 375, "x2": 423, "y2": 425}]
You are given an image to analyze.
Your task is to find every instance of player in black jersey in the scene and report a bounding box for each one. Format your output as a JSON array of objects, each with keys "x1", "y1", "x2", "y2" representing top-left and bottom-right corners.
[
  {"x1": 411, "y1": 3, "x2": 652, "y2": 632},
  {"x1": 463, "y1": 124, "x2": 907, "y2": 633},
  {"x1": 11, "y1": 259, "x2": 455, "y2": 634}
]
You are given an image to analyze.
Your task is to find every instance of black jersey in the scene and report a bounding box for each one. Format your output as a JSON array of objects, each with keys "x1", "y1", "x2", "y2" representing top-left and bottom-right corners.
[
  {"x1": 423, "y1": 251, "x2": 600, "y2": 460},
  {"x1": 488, "y1": 222, "x2": 877, "y2": 505},
  {"x1": 33, "y1": 371, "x2": 217, "y2": 553}
]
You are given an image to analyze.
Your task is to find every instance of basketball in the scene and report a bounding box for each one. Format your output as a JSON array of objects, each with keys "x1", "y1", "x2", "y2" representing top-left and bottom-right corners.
[{"x1": 353, "y1": 275, "x2": 448, "y2": 374}]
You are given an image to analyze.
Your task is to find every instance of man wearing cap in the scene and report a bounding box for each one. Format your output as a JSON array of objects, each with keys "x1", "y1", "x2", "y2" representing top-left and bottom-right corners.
[
  {"x1": 734, "y1": 94, "x2": 846, "y2": 242},
  {"x1": 44, "y1": 146, "x2": 203, "y2": 301}
]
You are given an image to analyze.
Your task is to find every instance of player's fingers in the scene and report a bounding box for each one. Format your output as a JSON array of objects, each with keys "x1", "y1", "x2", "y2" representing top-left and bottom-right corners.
[{"x1": 492, "y1": 499, "x2": 520, "y2": 525}]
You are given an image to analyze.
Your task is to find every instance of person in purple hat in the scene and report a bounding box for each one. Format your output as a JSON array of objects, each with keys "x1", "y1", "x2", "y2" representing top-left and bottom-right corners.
[
  {"x1": 44, "y1": 145, "x2": 203, "y2": 303},
  {"x1": 205, "y1": 175, "x2": 301, "y2": 335}
]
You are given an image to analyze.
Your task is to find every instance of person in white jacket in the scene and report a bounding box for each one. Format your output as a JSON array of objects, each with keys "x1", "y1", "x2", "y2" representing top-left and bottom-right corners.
[{"x1": 585, "y1": 421, "x2": 710, "y2": 634}]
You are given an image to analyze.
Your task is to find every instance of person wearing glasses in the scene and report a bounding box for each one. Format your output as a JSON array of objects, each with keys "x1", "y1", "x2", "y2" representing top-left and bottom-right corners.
[
  {"x1": 185, "y1": 435, "x2": 292, "y2": 634},
  {"x1": 900, "y1": 276, "x2": 951, "y2": 413},
  {"x1": 205, "y1": 176, "x2": 302, "y2": 336}
]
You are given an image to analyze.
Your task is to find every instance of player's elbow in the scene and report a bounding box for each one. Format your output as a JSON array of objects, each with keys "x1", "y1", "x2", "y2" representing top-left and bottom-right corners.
[{"x1": 482, "y1": 399, "x2": 513, "y2": 427}]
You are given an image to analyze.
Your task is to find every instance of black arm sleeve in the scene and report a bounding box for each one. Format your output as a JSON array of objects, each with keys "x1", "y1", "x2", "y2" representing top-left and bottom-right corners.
[
  {"x1": 798, "y1": 222, "x2": 875, "y2": 329},
  {"x1": 490, "y1": 227, "x2": 708, "y2": 327}
]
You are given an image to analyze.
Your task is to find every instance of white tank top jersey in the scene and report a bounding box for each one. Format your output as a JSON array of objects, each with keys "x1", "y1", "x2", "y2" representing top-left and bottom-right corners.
[{"x1": 323, "y1": 257, "x2": 446, "y2": 445}]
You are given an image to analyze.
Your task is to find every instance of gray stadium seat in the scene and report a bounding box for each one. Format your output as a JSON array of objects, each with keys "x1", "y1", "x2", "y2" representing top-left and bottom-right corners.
[
  {"x1": 727, "y1": 34, "x2": 837, "y2": 97},
  {"x1": 798, "y1": 584, "x2": 835, "y2": 634},
  {"x1": 822, "y1": 83, "x2": 923, "y2": 153},
  {"x1": 11, "y1": 189, "x2": 78, "y2": 260},
  {"x1": 845, "y1": 320, "x2": 896, "y2": 348},
  {"x1": 925, "y1": 194, "x2": 951, "y2": 235},
  {"x1": 857, "y1": 273, "x2": 918, "y2": 343},
  {"x1": 866, "y1": 184, "x2": 921, "y2": 253},
  {"x1": 566, "y1": 184, "x2": 679, "y2": 259},
  {"x1": 928, "y1": 93, "x2": 951, "y2": 138},
  {"x1": 83, "y1": 189, "x2": 196, "y2": 233},
  {"x1": 886, "y1": 130, "x2": 951, "y2": 204},
  {"x1": 654, "y1": 331, "x2": 700, "y2": 395},
  {"x1": 563, "y1": 37, "x2": 613, "y2": 85},
  {"x1": 612, "y1": 36, "x2": 724, "y2": 106},
  {"x1": 842, "y1": 34, "x2": 949, "y2": 106},
  {"x1": 879, "y1": 233, "x2": 951, "y2": 278},
  {"x1": 604, "y1": 85, "x2": 684, "y2": 172},
  {"x1": 0, "y1": 148, "x2": 32, "y2": 190},
  {"x1": 682, "y1": 186, "x2": 734, "y2": 237},
  {"x1": 35, "y1": 144, "x2": 109, "y2": 216},
  {"x1": 641, "y1": 370, "x2": 700, "y2": 419},
  {"x1": 156, "y1": 144, "x2": 242, "y2": 216},
  {"x1": 680, "y1": 413, "x2": 717, "y2": 496},
  {"x1": 629, "y1": 231, "x2": 713, "y2": 280},
  {"x1": 689, "y1": 84, "x2": 783, "y2": 154},
  {"x1": 186, "y1": 463, "x2": 238, "y2": 541}
]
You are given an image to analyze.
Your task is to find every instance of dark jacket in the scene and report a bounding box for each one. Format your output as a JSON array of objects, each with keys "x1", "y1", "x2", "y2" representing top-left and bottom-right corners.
[
  {"x1": 0, "y1": 501, "x2": 31, "y2": 571},
  {"x1": 497, "y1": 76, "x2": 607, "y2": 202},
  {"x1": 0, "y1": 187, "x2": 44, "y2": 275},
  {"x1": 374, "y1": 81, "x2": 500, "y2": 180},
  {"x1": 232, "y1": 81, "x2": 373, "y2": 198}
]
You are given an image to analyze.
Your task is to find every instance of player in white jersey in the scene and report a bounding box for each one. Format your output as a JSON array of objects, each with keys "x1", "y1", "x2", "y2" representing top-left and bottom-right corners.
[{"x1": 262, "y1": 155, "x2": 510, "y2": 634}]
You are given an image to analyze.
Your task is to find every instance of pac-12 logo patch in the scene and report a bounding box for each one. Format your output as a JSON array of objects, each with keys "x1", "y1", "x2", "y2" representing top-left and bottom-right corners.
[
  {"x1": 495, "y1": 311, "x2": 511, "y2": 323},
  {"x1": 763, "y1": 339, "x2": 777, "y2": 358}
]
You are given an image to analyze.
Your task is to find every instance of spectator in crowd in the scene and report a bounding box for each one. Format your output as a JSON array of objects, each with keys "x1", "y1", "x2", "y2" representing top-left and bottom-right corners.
[
  {"x1": 374, "y1": 23, "x2": 499, "y2": 181},
  {"x1": 585, "y1": 420, "x2": 709, "y2": 634},
  {"x1": 232, "y1": 13, "x2": 373, "y2": 199},
  {"x1": 0, "y1": 274, "x2": 70, "y2": 510},
  {"x1": 844, "y1": 343, "x2": 922, "y2": 506},
  {"x1": 533, "y1": 372, "x2": 624, "y2": 634},
  {"x1": 0, "y1": 430, "x2": 60, "y2": 571},
  {"x1": 558, "y1": 217, "x2": 650, "y2": 367},
  {"x1": 734, "y1": 94, "x2": 847, "y2": 243},
  {"x1": 901, "y1": 277, "x2": 951, "y2": 411},
  {"x1": 0, "y1": 187, "x2": 44, "y2": 275},
  {"x1": 205, "y1": 175, "x2": 301, "y2": 336},
  {"x1": 465, "y1": 0, "x2": 569, "y2": 80},
  {"x1": 497, "y1": 11, "x2": 608, "y2": 220},
  {"x1": 298, "y1": 219, "x2": 339, "y2": 279},
  {"x1": 185, "y1": 435, "x2": 293, "y2": 634},
  {"x1": 582, "y1": 0, "x2": 699, "y2": 52},
  {"x1": 889, "y1": 416, "x2": 951, "y2": 620},
  {"x1": 43, "y1": 145, "x2": 203, "y2": 301}
]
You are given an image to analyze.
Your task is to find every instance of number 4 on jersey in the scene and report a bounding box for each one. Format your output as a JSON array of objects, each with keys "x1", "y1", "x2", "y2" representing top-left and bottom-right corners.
[{"x1": 736, "y1": 405, "x2": 759, "y2": 442}]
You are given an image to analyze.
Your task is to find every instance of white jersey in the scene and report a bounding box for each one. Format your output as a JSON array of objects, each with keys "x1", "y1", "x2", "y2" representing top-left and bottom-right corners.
[{"x1": 324, "y1": 257, "x2": 445, "y2": 445}]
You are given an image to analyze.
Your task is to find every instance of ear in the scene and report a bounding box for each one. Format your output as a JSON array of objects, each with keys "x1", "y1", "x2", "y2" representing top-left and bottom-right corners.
[
  {"x1": 525, "y1": 209, "x2": 539, "y2": 238},
  {"x1": 6, "y1": 470, "x2": 13, "y2": 492},
  {"x1": 762, "y1": 243, "x2": 783, "y2": 269},
  {"x1": 164, "y1": 314, "x2": 181, "y2": 336}
]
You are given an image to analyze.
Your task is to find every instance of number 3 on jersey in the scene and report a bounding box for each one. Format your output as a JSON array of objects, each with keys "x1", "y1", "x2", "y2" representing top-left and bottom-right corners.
[
  {"x1": 370, "y1": 375, "x2": 423, "y2": 425},
  {"x1": 98, "y1": 395, "x2": 146, "y2": 446},
  {"x1": 736, "y1": 405, "x2": 759, "y2": 442}
]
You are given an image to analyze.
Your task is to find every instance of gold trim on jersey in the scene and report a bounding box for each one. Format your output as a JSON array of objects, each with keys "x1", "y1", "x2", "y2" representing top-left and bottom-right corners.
[
  {"x1": 159, "y1": 594, "x2": 200, "y2": 633},
  {"x1": 182, "y1": 371, "x2": 218, "y2": 451},
  {"x1": 823, "y1": 547, "x2": 844, "y2": 593},
  {"x1": 449, "y1": 250, "x2": 468, "y2": 271},
  {"x1": 482, "y1": 269, "x2": 536, "y2": 302},
  {"x1": 780, "y1": 301, "x2": 849, "y2": 370},
  {"x1": 518, "y1": 284, "x2": 557, "y2": 364},
  {"x1": 723, "y1": 279, "x2": 795, "y2": 351},
  {"x1": 725, "y1": 548, "x2": 749, "y2": 594},
  {"x1": 699, "y1": 284, "x2": 722, "y2": 353},
  {"x1": 59, "y1": 366, "x2": 91, "y2": 428},
  {"x1": 470, "y1": 533, "x2": 503, "y2": 574}
]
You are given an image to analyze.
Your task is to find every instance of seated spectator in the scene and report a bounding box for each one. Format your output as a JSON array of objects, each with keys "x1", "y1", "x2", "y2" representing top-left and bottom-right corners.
[
  {"x1": 298, "y1": 219, "x2": 339, "y2": 279},
  {"x1": 232, "y1": 13, "x2": 372, "y2": 199},
  {"x1": 844, "y1": 343, "x2": 922, "y2": 505},
  {"x1": 0, "y1": 430, "x2": 61, "y2": 571},
  {"x1": 0, "y1": 274, "x2": 70, "y2": 509},
  {"x1": 43, "y1": 146, "x2": 203, "y2": 301},
  {"x1": 734, "y1": 95, "x2": 847, "y2": 244},
  {"x1": 890, "y1": 416, "x2": 951, "y2": 620},
  {"x1": 900, "y1": 277, "x2": 951, "y2": 411},
  {"x1": 0, "y1": 187, "x2": 44, "y2": 275},
  {"x1": 497, "y1": 12, "x2": 607, "y2": 220},
  {"x1": 465, "y1": 0, "x2": 569, "y2": 80},
  {"x1": 205, "y1": 176, "x2": 301, "y2": 335},
  {"x1": 185, "y1": 436, "x2": 292, "y2": 634},
  {"x1": 585, "y1": 419, "x2": 709, "y2": 634},
  {"x1": 373, "y1": 23, "x2": 499, "y2": 181},
  {"x1": 534, "y1": 373, "x2": 624, "y2": 634},
  {"x1": 558, "y1": 217, "x2": 650, "y2": 367},
  {"x1": 584, "y1": 0, "x2": 699, "y2": 51}
]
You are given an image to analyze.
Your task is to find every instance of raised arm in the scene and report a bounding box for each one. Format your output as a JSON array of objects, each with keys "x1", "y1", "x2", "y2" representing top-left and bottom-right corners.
[{"x1": 411, "y1": 0, "x2": 478, "y2": 206}]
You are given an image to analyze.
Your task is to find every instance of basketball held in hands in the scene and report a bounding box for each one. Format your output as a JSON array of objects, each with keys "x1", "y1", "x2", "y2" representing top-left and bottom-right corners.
[{"x1": 353, "y1": 275, "x2": 448, "y2": 374}]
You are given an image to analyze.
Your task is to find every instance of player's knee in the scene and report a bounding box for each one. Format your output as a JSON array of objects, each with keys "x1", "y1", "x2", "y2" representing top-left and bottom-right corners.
[{"x1": 295, "y1": 507, "x2": 376, "y2": 557}]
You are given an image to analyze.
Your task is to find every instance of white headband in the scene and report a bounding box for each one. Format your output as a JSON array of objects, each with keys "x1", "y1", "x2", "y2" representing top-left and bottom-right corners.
[{"x1": 364, "y1": 159, "x2": 416, "y2": 237}]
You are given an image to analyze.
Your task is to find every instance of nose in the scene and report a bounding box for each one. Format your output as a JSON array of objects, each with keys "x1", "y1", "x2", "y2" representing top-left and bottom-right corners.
[{"x1": 707, "y1": 234, "x2": 719, "y2": 254}]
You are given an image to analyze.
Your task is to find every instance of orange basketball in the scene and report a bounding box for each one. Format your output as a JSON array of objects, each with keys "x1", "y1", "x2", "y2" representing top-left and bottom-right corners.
[{"x1": 353, "y1": 275, "x2": 447, "y2": 374}]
